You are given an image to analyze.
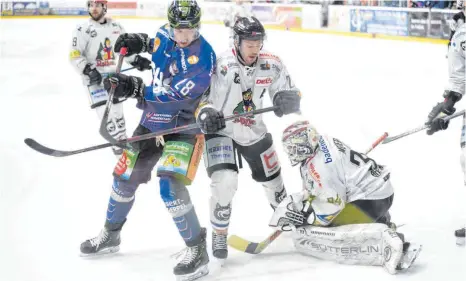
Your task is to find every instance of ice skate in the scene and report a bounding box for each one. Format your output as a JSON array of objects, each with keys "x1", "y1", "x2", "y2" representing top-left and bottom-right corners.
[
  {"x1": 80, "y1": 221, "x2": 124, "y2": 256},
  {"x1": 212, "y1": 231, "x2": 228, "y2": 262},
  {"x1": 174, "y1": 228, "x2": 209, "y2": 281}
]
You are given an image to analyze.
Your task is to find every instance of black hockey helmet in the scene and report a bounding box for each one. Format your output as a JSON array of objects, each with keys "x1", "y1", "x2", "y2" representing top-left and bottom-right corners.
[
  {"x1": 167, "y1": 0, "x2": 201, "y2": 29},
  {"x1": 233, "y1": 16, "x2": 266, "y2": 43}
]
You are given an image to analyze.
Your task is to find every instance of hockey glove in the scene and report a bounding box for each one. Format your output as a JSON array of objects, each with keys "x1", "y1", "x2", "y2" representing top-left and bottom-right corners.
[
  {"x1": 224, "y1": 19, "x2": 231, "y2": 27},
  {"x1": 114, "y1": 33, "x2": 150, "y2": 56},
  {"x1": 269, "y1": 192, "x2": 308, "y2": 231},
  {"x1": 426, "y1": 90, "x2": 462, "y2": 135},
  {"x1": 196, "y1": 107, "x2": 226, "y2": 134},
  {"x1": 130, "y1": 55, "x2": 152, "y2": 71},
  {"x1": 103, "y1": 73, "x2": 145, "y2": 99},
  {"x1": 272, "y1": 89, "x2": 301, "y2": 117},
  {"x1": 83, "y1": 63, "x2": 102, "y2": 86}
]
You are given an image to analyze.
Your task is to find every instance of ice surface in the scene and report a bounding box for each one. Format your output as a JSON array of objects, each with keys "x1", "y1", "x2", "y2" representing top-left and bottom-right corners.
[{"x1": 1, "y1": 18, "x2": 465, "y2": 281}]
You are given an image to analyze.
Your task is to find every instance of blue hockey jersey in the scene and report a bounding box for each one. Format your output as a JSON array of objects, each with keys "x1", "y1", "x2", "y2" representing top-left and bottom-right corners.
[{"x1": 136, "y1": 24, "x2": 216, "y2": 134}]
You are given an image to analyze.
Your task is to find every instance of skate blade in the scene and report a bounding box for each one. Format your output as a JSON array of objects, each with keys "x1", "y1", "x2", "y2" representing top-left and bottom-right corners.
[
  {"x1": 176, "y1": 264, "x2": 209, "y2": 281},
  {"x1": 398, "y1": 244, "x2": 422, "y2": 271},
  {"x1": 456, "y1": 237, "x2": 465, "y2": 246},
  {"x1": 80, "y1": 246, "x2": 120, "y2": 257}
]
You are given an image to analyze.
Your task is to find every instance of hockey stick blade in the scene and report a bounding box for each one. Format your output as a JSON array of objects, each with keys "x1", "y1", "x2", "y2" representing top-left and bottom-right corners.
[
  {"x1": 228, "y1": 230, "x2": 282, "y2": 254},
  {"x1": 24, "y1": 138, "x2": 112, "y2": 157},
  {"x1": 382, "y1": 109, "x2": 465, "y2": 144},
  {"x1": 25, "y1": 106, "x2": 279, "y2": 157}
]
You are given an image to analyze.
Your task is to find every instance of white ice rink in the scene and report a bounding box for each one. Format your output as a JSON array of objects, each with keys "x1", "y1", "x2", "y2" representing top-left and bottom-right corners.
[{"x1": 1, "y1": 18, "x2": 465, "y2": 281}]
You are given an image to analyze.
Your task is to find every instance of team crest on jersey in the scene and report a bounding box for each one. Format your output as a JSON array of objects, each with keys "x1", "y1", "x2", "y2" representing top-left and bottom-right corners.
[
  {"x1": 96, "y1": 37, "x2": 115, "y2": 67},
  {"x1": 220, "y1": 65, "x2": 228, "y2": 76},
  {"x1": 233, "y1": 89, "x2": 256, "y2": 127}
]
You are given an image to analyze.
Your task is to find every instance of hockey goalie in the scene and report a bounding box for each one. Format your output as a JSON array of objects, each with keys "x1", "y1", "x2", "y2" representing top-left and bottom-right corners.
[{"x1": 269, "y1": 120, "x2": 422, "y2": 274}]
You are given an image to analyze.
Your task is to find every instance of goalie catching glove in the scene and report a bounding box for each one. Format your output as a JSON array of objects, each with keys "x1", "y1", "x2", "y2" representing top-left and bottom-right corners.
[
  {"x1": 103, "y1": 73, "x2": 145, "y2": 99},
  {"x1": 425, "y1": 90, "x2": 462, "y2": 135}
]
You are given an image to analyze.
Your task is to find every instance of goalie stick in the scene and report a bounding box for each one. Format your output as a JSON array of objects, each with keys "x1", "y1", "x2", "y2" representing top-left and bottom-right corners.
[
  {"x1": 227, "y1": 132, "x2": 389, "y2": 254},
  {"x1": 382, "y1": 110, "x2": 465, "y2": 144},
  {"x1": 24, "y1": 106, "x2": 279, "y2": 157}
]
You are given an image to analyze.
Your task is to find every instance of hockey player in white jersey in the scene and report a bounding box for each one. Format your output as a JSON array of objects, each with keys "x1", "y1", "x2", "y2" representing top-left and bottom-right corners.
[
  {"x1": 195, "y1": 16, "x2": 301, "y2": 261},
  {"x1": 425, "y1": 23, "x2": 466, "y2": 244},
  {"x1": 223, "y1": 0, "x2": 254, "y2": 46},
  {"x1": 269, "y1": 120, "x2": 422, "y2": 274},
  {"x1": 69, "y1": 0, "x2": 152, "y2": 155}
]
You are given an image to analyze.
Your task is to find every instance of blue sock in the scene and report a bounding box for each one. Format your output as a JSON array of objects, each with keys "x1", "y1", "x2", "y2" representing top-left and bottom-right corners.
[{"x1": 160, "y1": 176, "x2": 201, "y2": 245}]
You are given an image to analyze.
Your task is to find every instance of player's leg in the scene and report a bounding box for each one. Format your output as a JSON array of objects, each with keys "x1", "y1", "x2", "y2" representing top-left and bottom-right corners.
[
  {"x1": 204, "y1": 134, "x2": 239, "y2": 260},
  {"x1": 239, "y1": 133, "x2": 287, "y2": 209},
  {"x1": 156, "y1": 134, "x2": 209, "y2": 280},
  {"x1": 292, "y1": 223, "x2": 421, "y2": 274},
  {"x1": 80, "y1": 125, "x2": 163, "y2": 256}
]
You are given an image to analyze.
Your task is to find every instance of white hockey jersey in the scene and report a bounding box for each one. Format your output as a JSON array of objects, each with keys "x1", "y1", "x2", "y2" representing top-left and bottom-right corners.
[
  {"x1": 447, "y1": 23, "x2": 465, "y2": 96},
  {"x1": 199, "y1": 49, "x2": 299, "y2": 146},
  {"x1": 299, "y1": 135, "x2": 393, "y2": 226},
  {"x1": 69, "y1": 17, "x2": 134, "y2": 85}
]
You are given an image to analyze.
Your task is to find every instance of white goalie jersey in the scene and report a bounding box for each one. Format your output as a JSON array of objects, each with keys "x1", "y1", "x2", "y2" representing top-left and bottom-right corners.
[
  {"x1": 299, "y1": 136, "x2": 394, "y2": 226},
  {"x1": 69, "y1": 18, "x2": 134, "y2": 85},
  {"x1": 447, "y1": 23, "x2": 466, "y2": 96},
  {"x1": 199, "y1": 49, "x2": 299, "y2": 146}
]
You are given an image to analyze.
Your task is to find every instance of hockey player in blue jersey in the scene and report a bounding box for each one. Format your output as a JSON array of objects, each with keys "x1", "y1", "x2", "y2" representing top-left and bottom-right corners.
[{"x1": 79, "y1": 1, "x2": 218, "y2": 280}]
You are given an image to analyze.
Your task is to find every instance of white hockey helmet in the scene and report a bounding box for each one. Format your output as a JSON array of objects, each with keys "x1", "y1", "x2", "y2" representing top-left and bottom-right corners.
[{"x1": 282, "y1": 120, "x2": 320, "y2": 166}]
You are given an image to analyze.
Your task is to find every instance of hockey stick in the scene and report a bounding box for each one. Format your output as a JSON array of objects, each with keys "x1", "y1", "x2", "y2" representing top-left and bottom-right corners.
[
  {"x1": 24, "y1": 106, "x2": 279, "y2": 157},
  {"x1": 98, "y1": 47, "x2": 128, "y2": 145},
  {"x1": 227, "y1": 132, "x2": 390, "y2": 255},
  {"x1": 382, "y1": 110, "x2": 465, "y2": 144}
]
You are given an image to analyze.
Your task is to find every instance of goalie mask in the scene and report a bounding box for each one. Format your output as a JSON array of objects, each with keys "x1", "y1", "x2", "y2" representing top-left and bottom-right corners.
[{"x1": 282, "y1": 121, "x2": 320, "y2": 166}]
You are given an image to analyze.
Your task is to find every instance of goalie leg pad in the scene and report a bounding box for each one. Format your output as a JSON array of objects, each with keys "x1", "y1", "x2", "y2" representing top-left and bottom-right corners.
[
  {"x1": 293, "y1": 223, "x2": 415, "y2": 274},
  {"x1": 209, "y1": 169, "x2": 238, "y2": 231}
]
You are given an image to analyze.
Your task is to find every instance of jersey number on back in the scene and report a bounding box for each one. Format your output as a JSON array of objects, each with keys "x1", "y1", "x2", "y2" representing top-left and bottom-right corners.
[{"x1": 349, "y1": 150, "x2": 383, "y2": 177}]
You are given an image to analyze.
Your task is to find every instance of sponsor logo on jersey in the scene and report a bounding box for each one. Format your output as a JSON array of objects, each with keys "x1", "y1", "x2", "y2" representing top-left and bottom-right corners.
[
  {"x1": 319, "y1": 137, "x2": 332, "y2": 164},
  {"x1": 333, "y1": 138, "x2": 346, "y2": 154},
  {"x1": 309, "y1": 162, "x2": 322, "y2": 188},
  {"x1": 233, "y1": 89, "x2": 256, "y2": 127},
  {"x1": 256, "y1": 77, "x2": 273, "y2": 86},
  {"x1": 180, "y1": 49, "x2": 188, "y2": 74},
  {"x1": 153, "y1": 37, "x2": 161, "y2": 53},
  {"x1": 188, "y1": 55, "x2": 199, "y2": 64},
  {"x1": 69, "y1": 49, "x2": 81, "y2": 59},
  {"x1": 96, "y1": 37, "x2": 115, "y2": 67},
  {"x1": 461, "y1": 41, "x2": 465, "y2": 51}
]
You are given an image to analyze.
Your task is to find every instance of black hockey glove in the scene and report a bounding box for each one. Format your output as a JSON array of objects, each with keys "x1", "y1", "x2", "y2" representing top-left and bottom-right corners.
[
  {"x1": 114, "y1": 33, "x2": 150, "y2": 56},
  {"x1": 426, "y1": 90, "x2": 462, "y2": 135},
  {"x1": 83, "y1": 63, "x2": 102, "y2": 86},
  {"x1": 103, "y1": 73, "x2": 145, "y2": 99},
  {"x1": 130, "y1": 55, "x2": 152, "y2": 71},
  {"x1": 224, "y1": 19, "x2": 231, "y2": 27},
  {"x1": 272, "y1": 90, "x2": 301, "y2": 117},
  {"x1": 196, "y1": 107, "x2": 226, "y2": 134}
]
